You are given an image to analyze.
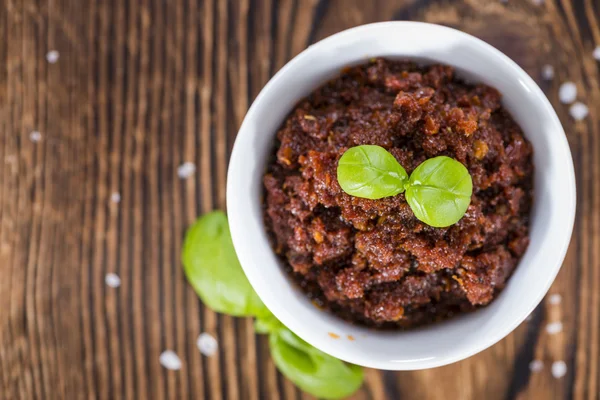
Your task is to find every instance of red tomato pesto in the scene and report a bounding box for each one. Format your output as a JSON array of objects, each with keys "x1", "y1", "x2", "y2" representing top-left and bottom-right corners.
[{"x1": 262, "y1": 59, "x2": 533, "y2": 329}]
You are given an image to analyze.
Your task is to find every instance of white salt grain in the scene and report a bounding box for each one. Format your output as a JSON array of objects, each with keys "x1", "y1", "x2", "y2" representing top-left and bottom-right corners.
[
  {"x1": 552, "y1": 361, "x2": 567, "y2": 378},
  {"x1": 541, "y1": 65, "x2": 554, "y2": 80},
  {"x1": 46, "y1": 50, "x2": 59, "y2": 63},
  {"x1": 30, "y1": 131, "x2": 42, "y2": 142},
  {"x1": 197, "y1": 333, "x2": 218, "y2": 357},
  {"x1": 548, "y1": 294, "x2": 562, "y2": 305},
  {"x1": 558, "y1": 82, "x2": 577, "y2": 104},
  {"x1": 105, "y1": 273, "x2": 121, "y2": 288},
  {"x1": 546, "y1": 321, "x2": 563, "y2": 335},
  {"x1": 529, "y1": 359, "x2": 543, "y2": 372},
  {"x1": 570, "y1": 102, "x2": 589, "y2": 121},
  {"x1": 110, "y1": 192, "x2": 121, "y2": 203},
  {"x1": 159, "y1": 350, "x2": 182, "y2": 370},
  {"x1": 177, "y1": 162, "x2": 196, "y2": 179},
  {"x1": 531, "y1": 0, "x2": 543, "y2": 5},
  {"x1": 593, "y1": 46, "x2": 600, "y2": 61}
]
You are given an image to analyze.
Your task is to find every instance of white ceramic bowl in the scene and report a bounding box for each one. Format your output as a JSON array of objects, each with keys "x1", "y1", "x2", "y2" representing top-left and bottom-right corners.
[{"x1": 227, "y1": 22, "x2": 575, "y2": 370}]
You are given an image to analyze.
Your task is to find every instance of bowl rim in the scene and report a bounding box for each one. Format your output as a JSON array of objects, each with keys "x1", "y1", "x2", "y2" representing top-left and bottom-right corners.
[{"x1": 227, "y1": 21, "x2": 576, "y2": 370}]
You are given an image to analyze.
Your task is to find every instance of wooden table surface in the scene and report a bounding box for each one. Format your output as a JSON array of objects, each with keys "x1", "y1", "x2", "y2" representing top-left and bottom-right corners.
[{"x1": 1, "y1": 0, "x2": 599, "y2": 399}]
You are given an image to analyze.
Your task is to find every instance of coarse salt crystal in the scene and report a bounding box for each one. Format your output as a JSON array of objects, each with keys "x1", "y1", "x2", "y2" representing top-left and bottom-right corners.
[
  {"x1": 30, "y1": 131, "x2": 42, "y2": 142},
  {"x1": 558, "y1": 82, "x2": 577, "y2": 104},
  {"x1": 46, "y1": 50, "x2": 59, "y2": 63},
  {"x1": 531, "y1": 0, "x2": 543, "y2": 5},
  {"x1": 105, "y1": 273, "x2": 121, "y2": 288},
  {"x1": 551, "y1": 361, "x2": 567, "y2": 378},
  {"x1": 197, "y1": 333, "x2": 218, "y2": 357},
  {"x1": 529, "y1": 359, "x2": 543, "y2": 372},
  {"x1": 570, "y1": 102, "x2": 589, "y2": 121},
  {"x1": 159, "y1": 350, "x2": 182, "y2": 370},
  {"x1": 548, "y1": 294, "x2": 562, "y2": 305},
  {"x1": 177, "y1": 162, "x2": 196, "y2": 179},
  {"x1": 110, "y1": 192, "x2": 121, "y2": 203},
  {"x1": 593, "y1": 46, "x2": 600, "y2": 61},
  {"x1": 541, "y1": 65, "x2": 554, "y2": 80},
  {"x1": 546, "y1": 321, "x2": 563, "y2": 335}
]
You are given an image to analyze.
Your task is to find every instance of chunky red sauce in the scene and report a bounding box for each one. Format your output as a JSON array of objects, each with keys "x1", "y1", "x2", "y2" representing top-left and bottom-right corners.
[{"x1": 263, "y1": 59, "x2": 533, "y2": 329}]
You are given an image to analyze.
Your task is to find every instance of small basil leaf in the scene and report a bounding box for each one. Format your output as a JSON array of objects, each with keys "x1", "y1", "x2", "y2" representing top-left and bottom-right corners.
[
  {"x1": 405, "y1": 156, "x2": 473, "y2": 227},
  {"x1": 337, "y1": 145, "x2": 408, "y2": 199},
  {"x1": 269, "y1": 328, "x2": 364, "y2": 399},
  {"x1": 181, "y1": 210, "x2": 267, "y2": 316}
]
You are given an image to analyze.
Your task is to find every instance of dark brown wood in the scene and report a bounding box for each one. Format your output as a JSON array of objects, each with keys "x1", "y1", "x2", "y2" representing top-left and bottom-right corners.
[{"x1": 1, "y1": 0, "x2": 599, "y2": 398}]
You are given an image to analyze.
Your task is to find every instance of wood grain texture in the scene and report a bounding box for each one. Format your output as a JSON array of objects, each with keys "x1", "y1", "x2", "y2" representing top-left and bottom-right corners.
[{"x1": 0, "y1": 0, "x2": 598, "y2": 399}]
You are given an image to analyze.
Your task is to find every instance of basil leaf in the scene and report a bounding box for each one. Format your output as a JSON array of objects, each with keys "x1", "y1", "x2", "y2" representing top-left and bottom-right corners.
[
  {"x1": 254, "y1": 309, "x2": 283, "y2": 334},
  {"x1": 269, "y1": 328, "x2": 364, "y2": 399},
  {"x1": 337, "y1": 145, "x2": 408, "y2": 199},
  {"x1": 405, "y1": 156, "x2": 473, "y2": 227},
  {"x1": 181, "y1": 210, "x2": 267, "y2": 317}
]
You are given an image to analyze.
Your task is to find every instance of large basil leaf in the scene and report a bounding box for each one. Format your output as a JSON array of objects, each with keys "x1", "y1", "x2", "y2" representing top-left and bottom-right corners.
[
  {"x1": 269, "y1": 328, "x2": 364, "y2": 399},
  {"x1": 181, "y1": 210, "x2": 267, "y2": 316}
]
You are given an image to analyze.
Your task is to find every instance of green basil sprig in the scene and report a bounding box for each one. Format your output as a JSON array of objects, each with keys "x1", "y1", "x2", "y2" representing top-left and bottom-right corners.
[
  {"x1": 182, "y1": 212, "x2": 364, "y2": 399},
  {"x1": 337, "y1": 145, "x2": 472, "y2": 227}
]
